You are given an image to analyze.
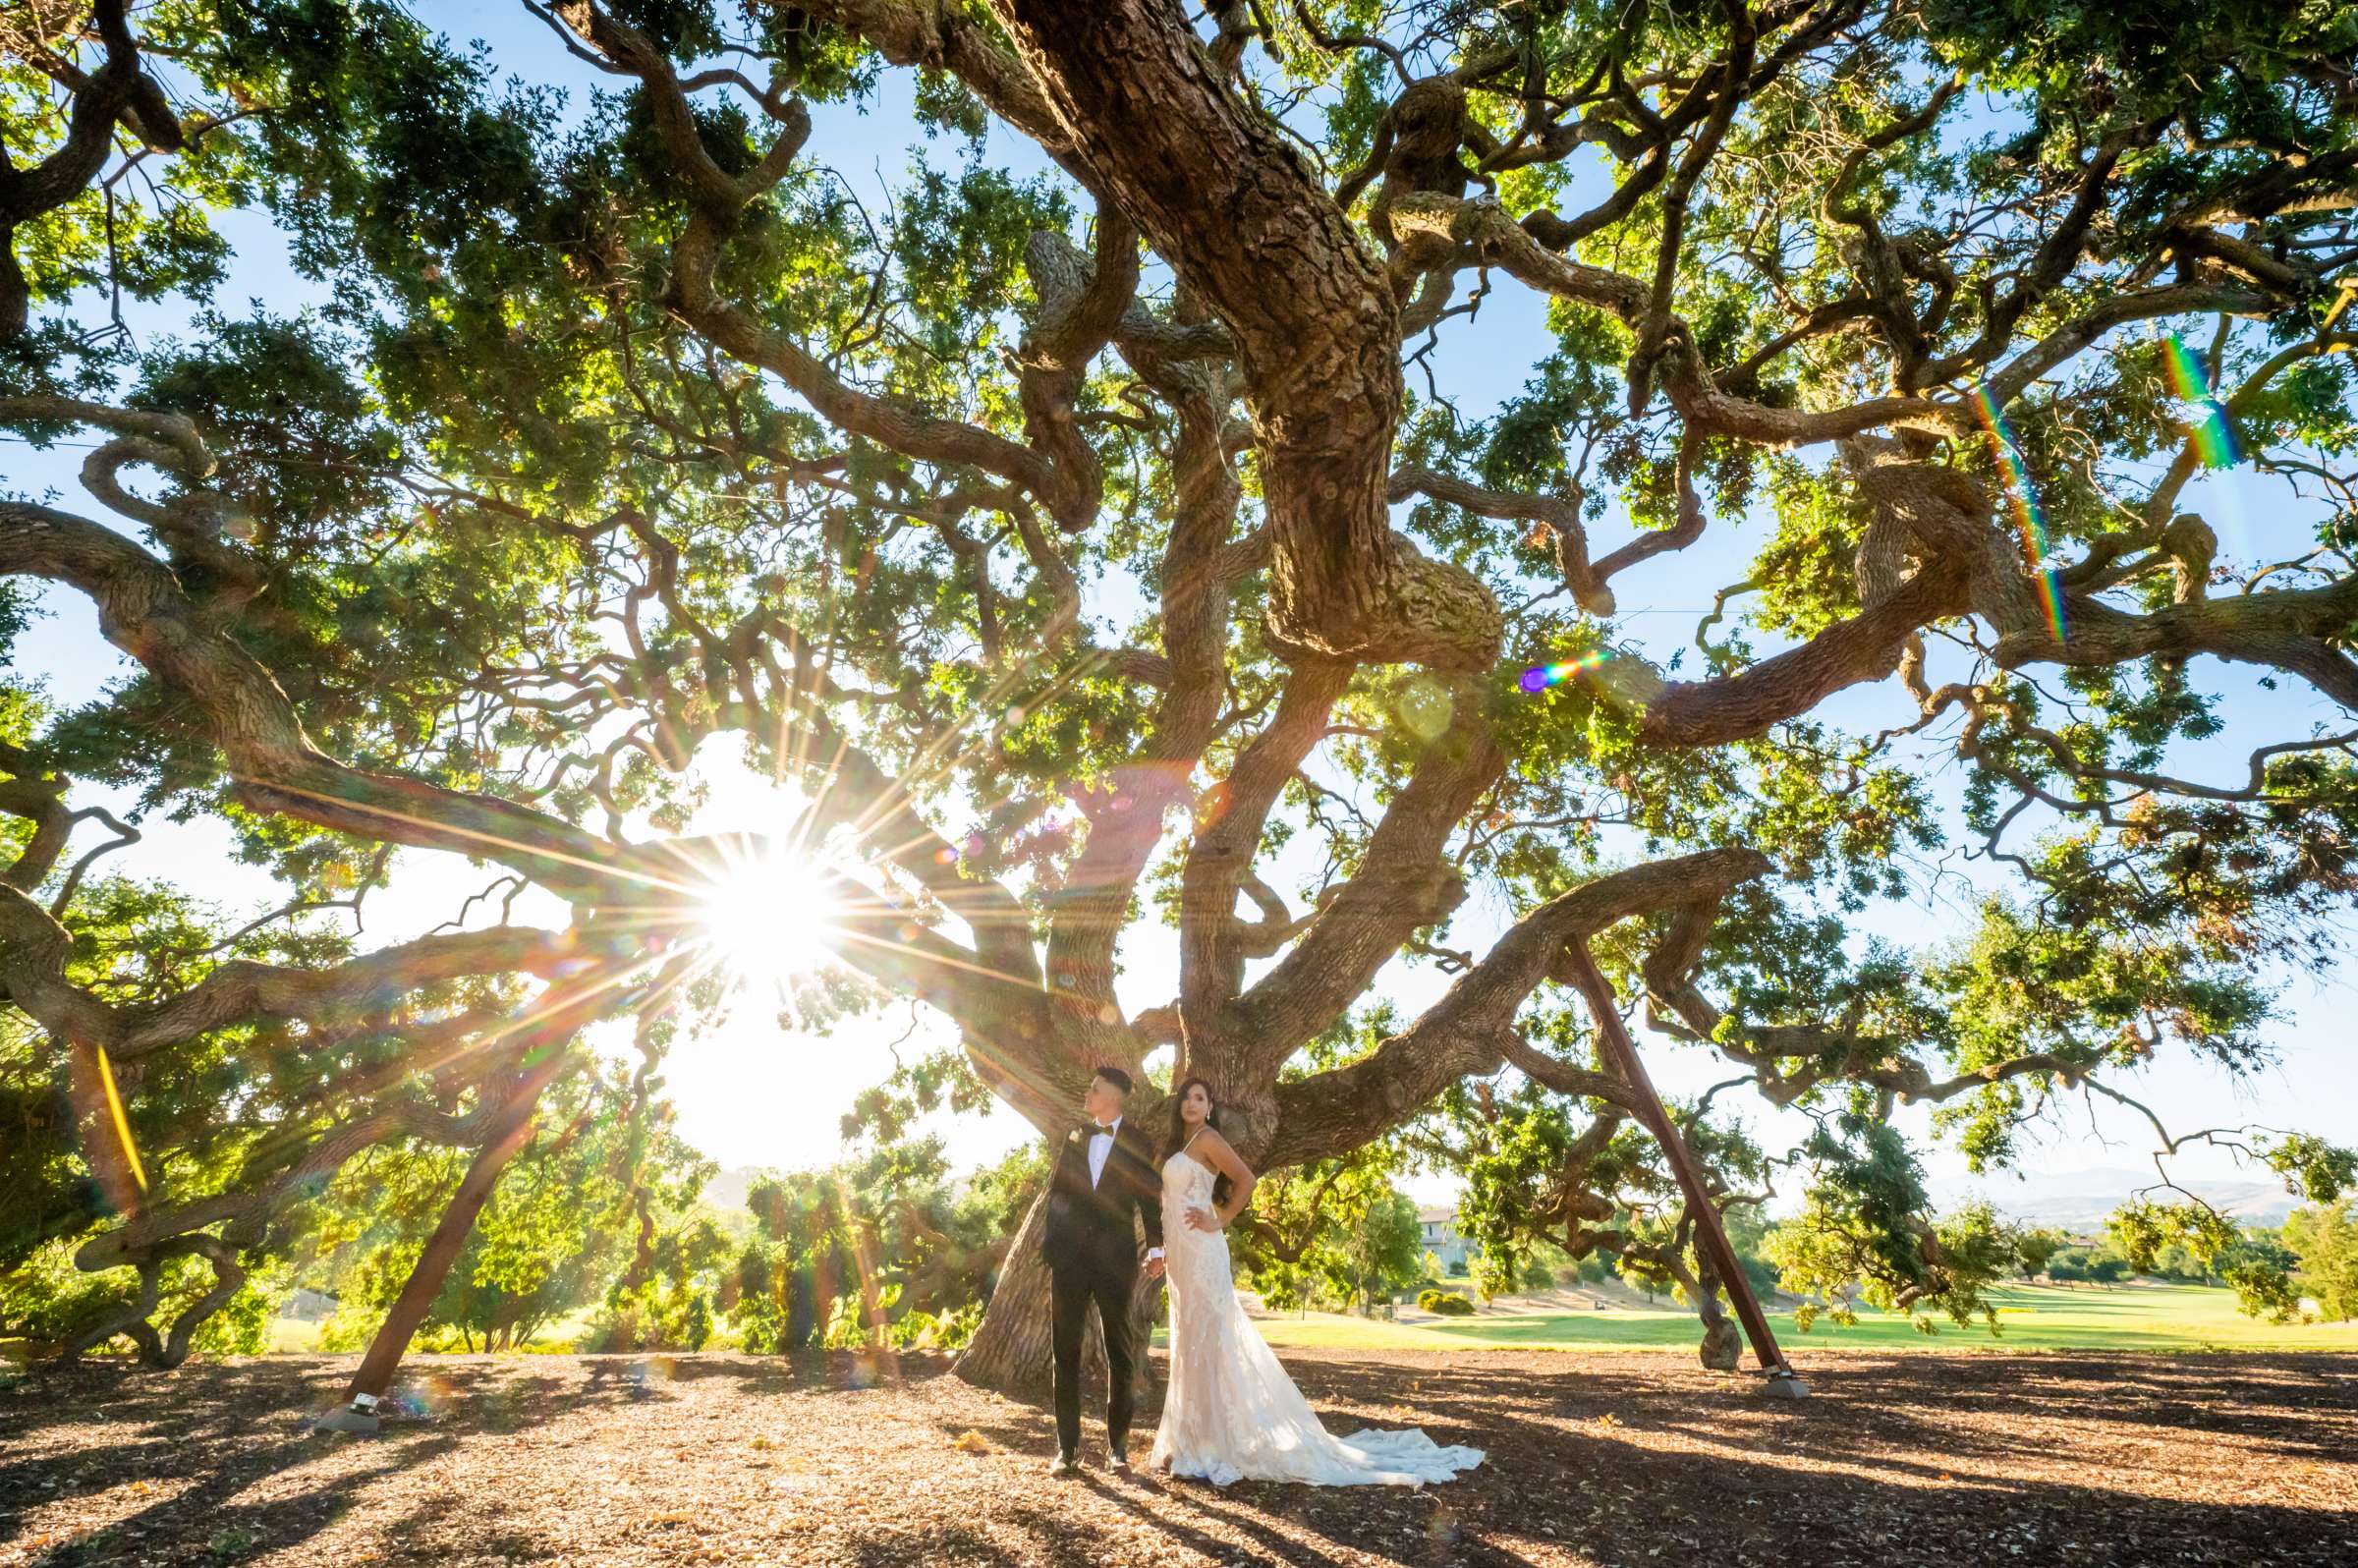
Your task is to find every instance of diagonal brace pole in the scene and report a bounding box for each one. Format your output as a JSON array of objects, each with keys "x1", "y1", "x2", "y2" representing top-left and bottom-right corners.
[{"x1": 1561, "y1": 941, "x2": 1807, "y2": 1397}]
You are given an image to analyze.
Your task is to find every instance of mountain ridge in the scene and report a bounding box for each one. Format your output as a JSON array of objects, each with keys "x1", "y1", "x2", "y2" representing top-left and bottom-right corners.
[{"x1": 1928, "y1": 1166, "x2": 2299, "y2": 1233}]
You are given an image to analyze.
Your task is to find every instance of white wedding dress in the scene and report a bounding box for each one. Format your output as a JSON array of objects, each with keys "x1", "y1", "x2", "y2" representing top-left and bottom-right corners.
[{"x1": 1148, "y1": 1146, "x2": 1486, "y2": 1486}]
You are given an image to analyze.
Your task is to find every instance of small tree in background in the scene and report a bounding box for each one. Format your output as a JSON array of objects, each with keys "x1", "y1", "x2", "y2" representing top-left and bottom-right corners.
[
  {"x1": 2287, "y1": 1201, "x2": 2358, "y2": 1322},
  {"x1": 2013, "y1": 1228, "x2": 2069, "y2": 1281},
  {"x1": 1234, "y1": 1133, "x2": 1426, "y2": 1316},
  {"x1": 726, "y1": 1059, "x2": 1048, "y2": 1353}
]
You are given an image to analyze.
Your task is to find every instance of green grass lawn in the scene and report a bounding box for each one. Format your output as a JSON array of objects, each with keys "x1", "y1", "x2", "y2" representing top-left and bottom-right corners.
[
  {"x1": 265, "y1": 1316, "x2": 323, "y2": 1354},
  {"x1": 261, "y1": 1307, "x2": 595, "y2": 1356},
  {"x1": 265, "y1": 1282, "x2": 2355, "y2": 1361},
  {"x1": 1240, "y1": 1282, "x2": 2358, "y2": 1356}
]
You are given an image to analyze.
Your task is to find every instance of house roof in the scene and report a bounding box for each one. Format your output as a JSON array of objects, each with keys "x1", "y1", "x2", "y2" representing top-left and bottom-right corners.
[{"x1": 1417, "y1": 1205, "x2": 1458, "y2": 1224}]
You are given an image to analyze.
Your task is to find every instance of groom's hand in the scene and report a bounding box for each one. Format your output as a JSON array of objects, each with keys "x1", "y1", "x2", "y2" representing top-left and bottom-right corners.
[{"x1": 1144, "y1": 1255, "x2": 1165, "y2": 1279}]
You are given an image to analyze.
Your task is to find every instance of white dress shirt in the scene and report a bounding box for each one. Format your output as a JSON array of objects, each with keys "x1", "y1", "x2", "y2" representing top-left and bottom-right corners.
[
  {"x1": 1089, "y1": 1114, "x2": 1161, "y2": 1262},
  {"x1": 1087, "y1": 1116, "x2": 1119, "y2": 1186}
]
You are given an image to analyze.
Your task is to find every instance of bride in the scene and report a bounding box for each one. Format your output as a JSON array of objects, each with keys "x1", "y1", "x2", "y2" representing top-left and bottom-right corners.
[{"x1": 1148, "y1": 1077, "x2": 1486, "y2": 1486}]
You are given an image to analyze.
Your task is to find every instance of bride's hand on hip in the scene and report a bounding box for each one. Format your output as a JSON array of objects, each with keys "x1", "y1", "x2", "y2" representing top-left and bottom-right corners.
[{"x1": 1184, "y1": 1204, "x2": 1221, "y2": 1233}]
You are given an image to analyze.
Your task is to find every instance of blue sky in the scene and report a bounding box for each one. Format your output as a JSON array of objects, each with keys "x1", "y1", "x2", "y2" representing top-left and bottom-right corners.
[{"x1": 9, "y1": 4, "x2": 2353, "y2": 1211}]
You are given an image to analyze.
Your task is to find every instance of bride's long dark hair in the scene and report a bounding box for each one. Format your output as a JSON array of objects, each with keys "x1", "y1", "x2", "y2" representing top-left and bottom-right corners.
[{"x1": 1162, "y1": 1076, "x2": 1232, "y2": 1207}]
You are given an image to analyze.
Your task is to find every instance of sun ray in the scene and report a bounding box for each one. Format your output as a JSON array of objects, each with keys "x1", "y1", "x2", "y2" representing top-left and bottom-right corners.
[{"x1": 228, "y1": 774, "x2": 710, "y2": 900}]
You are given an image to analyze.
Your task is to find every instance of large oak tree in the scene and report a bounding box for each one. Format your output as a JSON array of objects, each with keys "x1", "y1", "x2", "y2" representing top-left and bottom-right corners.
[{"x1": 5, "y1": 0, "x2": 2357, "y2": 1383}]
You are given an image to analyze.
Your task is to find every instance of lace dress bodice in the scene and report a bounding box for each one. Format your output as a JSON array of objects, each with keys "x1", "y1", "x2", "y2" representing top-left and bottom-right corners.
[{"x1": 1148, "y1": 1146, "x2": 1484, "y2": 1487}]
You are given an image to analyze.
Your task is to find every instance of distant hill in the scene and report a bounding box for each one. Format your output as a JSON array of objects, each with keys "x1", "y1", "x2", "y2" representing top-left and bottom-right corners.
[
  {"x1": 699, "y1": 1166, "x2": 763, "y2": 1216},
  {"x1": 1929, "y1": 1166, "x2": 2298, "y2": 1233}
]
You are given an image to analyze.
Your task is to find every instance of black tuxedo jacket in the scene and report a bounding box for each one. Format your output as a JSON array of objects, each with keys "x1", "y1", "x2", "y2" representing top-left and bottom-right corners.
[{"x1": 1040, "y1": 1116, "x2": 1164, "y2": 1280}]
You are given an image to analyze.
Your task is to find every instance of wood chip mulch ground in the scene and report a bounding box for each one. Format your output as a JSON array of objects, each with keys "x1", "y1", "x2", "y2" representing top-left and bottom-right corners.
[{"x1": 3, "y1": 1347, "x2": 2353, "y2": 1567}]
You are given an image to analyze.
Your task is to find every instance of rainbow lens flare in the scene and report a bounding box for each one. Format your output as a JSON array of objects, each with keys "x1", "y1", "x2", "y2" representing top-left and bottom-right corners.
[
  {"x1": 1518, "y1": 652, "x2": 1610, "y2": 694},
  {"x1": 93, "y1": 1043, "x2": 147, "y2": 1195},
  {"x1": 1970, "y1": 381, "x2": 2067, "y2": 644},
  {"x1": 2162, "y1": 333, "x2": 2241, "y2": 470}
]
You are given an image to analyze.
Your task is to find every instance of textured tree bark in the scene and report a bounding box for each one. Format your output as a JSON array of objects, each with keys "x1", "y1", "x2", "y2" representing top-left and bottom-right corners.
[
  {"x1": 983, "y1": 0, "x2": 1498, "y2": 673},
  {"x1": 56, "y1": 1233, "x2": 243, "y2": 1369},
  {"x1": 954, "y1": 1188, "x2": 1058, "y2": 1392},
  {"x1": 1264, "y1": 847, "x2": 1772, "y2": 1168},
  {"x1": 1695, "y1": 1260, "x2": 1744, "y2": 1372},
  {"x1": 955, "y1": 1187, "x2": 1160, "y2": 1409},
  {"x1": 1230, "y1": 692, "x2": 1504, "y2": 1080}
]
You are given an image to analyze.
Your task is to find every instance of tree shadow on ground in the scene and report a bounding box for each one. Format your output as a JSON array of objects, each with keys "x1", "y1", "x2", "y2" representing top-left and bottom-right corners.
[
  {"x1": 1301, "y1": 1348, "x2": 2353, "y2": 1472},
  {"x1": 1, "y1": 1360, "x2": 463, "y2": 1565},
  {"x1": 3, "y1": 1348, "x2": 2352, "y2": 1566},
  {"x1": 911, "y1": 1346, "x2": 2357, "y2": 1567}
]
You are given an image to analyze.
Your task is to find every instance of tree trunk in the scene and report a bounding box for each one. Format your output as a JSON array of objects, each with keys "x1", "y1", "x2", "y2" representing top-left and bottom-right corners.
[
  {"x1": 1692, "y1": 1260, "x2": 1743, "y2": 1372},
  {"x1": 956, "y1": 1188, "x2": 1159, "y2": 1407},
  {"x1": 956, "y1": 1188, "x2": 1057, "y2": 1393},
  {"x1": 983, "y1": 0, "x2": 1499, "y2": 673}
]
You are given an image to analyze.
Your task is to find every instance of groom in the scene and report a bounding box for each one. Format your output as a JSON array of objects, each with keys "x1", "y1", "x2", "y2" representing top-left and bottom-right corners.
[{"x1": 1042, "y1": 1065, "x2": 1164, "y2": 1475}]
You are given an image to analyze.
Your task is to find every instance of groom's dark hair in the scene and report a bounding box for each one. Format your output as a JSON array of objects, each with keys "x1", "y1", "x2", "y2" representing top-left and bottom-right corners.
[{"x1": 1091, "y1": 1065, "x2": 1134, "y2": 1096}]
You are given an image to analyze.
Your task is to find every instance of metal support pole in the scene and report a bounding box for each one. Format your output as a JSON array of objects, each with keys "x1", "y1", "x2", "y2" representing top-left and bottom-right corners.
[{"x1": 1561, "y1": 943, "x2": 1807, "y2": 1398}]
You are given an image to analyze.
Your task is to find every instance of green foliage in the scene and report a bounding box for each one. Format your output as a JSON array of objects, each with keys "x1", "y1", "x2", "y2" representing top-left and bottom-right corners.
[
  {"x1": 728, "y1": 1127, "x2": 1045, "y2": 1354},
  {"x1": 306, "y1": 1063, "x2": 714, "y2": 1355},
  {"x1": 2099, "y1": 1134, "x2": 2356, "y2": 1319},
  {"x1": 6, "y1": 0, "x2": 2358, "y2": 1380},
  {"x1": 1922, "y1": 0, "x2": 2358, "y2": 149},
  {"x1": 2043, "y1": 1245, "x2": 2130, "y2": 1286},
  {"x1": 2286, "y1": 1201, "x2": 2358, "y2": 1322},
  {"x1": 1768, "y1": 1109, "x2": 2019, "y2": 1334},
  {"x1": 2267, "y1": 1135, "x2": 2358, "y2": 1205},
  {"x1": 0, "y1": 1239, "x2": 281, "y2": 1358},
  {"x1": 1234, "y1": 1114, "x2": 1428, "y2": 1315},
  {"x1": 840, "y1": 1046, "x2": 998, "y2": 1147},
  {"x1": 2107, "y1": 1199, "x2": 2239, "y2": 1278},
  {"x1": 2012, "y1": 1227, "x2": 2069, "y2": 1278},
  {"x1": 1417, "y1": 1287, "x2": 1476, "y2": 1316},
  {"x1": 1717, "y1": 1205, "x2": 1783, "y2": 1300},
  {"x1": 580, "y1": 1219, "x2": 732, "y2": 1355}
]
